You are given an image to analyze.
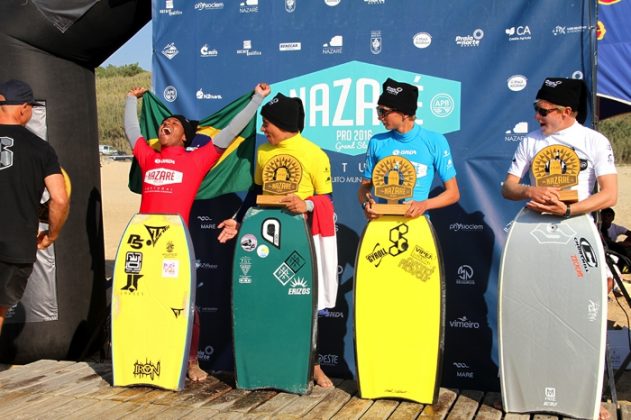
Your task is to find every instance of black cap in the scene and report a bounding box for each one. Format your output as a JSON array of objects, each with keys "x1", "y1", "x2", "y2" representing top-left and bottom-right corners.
[
  {"x1": 536, "y1": 77, "x2": 588, "y2": 124},
  {"x1": 0, "y1": 79, "x2": 40, "y2": 106},
  {"x1": 164, "y1": 114, "x2": 199, "y2": 147},
  {"x1": 260, "y1": 93, "x2": 305, "y2": 133},
  {"x1": 377, "y1": 78, "x2": 418, "y2": 116}
]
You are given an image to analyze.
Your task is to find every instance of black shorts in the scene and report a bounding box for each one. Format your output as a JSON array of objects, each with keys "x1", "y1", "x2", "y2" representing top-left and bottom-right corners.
[{"x1": 0, "y1": 261, "x2": 33, "y2": 307}]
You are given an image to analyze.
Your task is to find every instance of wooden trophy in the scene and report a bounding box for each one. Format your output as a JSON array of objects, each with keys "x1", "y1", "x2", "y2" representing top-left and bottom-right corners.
[
  {"x1": 256, "y1": 154, "x2": 303, "y2": 206},
  {"x1": 531, "y1": 145, "x2": 579, "y2": 203},
  {"x1": 370, "y1": 156, "x2": 417, "y2": 215}
]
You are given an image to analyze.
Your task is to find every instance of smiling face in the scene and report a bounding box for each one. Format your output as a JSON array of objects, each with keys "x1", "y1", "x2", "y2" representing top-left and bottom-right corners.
[{"x1": 158, "y1": 117, "x2": 186, "y2": 147}]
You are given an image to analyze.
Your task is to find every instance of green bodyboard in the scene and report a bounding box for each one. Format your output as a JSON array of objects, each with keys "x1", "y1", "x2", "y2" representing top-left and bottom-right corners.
[{"x1": 232, "y1": 207, "x2": 317, "y2": 394}]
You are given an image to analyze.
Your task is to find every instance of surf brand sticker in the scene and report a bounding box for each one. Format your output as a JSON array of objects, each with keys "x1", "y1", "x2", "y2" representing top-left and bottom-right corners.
[
  {"x1": 372, "y1": 156, "x2": 416, "y2": 201},
  {"x1": 388, "y1": 223, "x2": 409, "y2": 256},
  {"x1": 257, "y1": 245, "x2": 270, "y2": 258},
  {"x1": 239, "y1": 256, "x2": 252, "y2": 283},
  {"x1": 162, "y1": 259, "x2": 179, "y2": 278},
  {"x1": 288, "y1": 277, "x2": 311, "y2": 295},
  {"x1": 529, "y1": 222, "x2": 576, "y2": 245},
  {"x1": 543, "y1": 386, "x2": 557, "y2": 407},
  {"x1": 261, "y1": 218, "x2": 281, "y2": 248},
  {"x1": 133, "y1": 359, "x2": 161, "y2": 380},
  {"x1": 273, "y1": 251, "x2": 306, "y2": 286},
  {"x1": 124, "y1": 252, "x2": 143, "y2": 273},
  {"x1": 587, "y1": 299, "x2": 600, "y2": 322},
  {"x1": 398, "y1": 244, "x2": 435, "y2": 281},
  {"x1": 365, "y1": 242, "x2": 388, "y2": 267},
  {"x1": 240, "y1": 234, "x2": 257, "y2": 251},
  {"x1": 121, "y1": 274, "x2": 143, "y2": 293}
]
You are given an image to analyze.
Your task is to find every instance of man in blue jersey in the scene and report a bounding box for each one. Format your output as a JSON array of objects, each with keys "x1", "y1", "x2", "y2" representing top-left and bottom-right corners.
[{"x1": 358, "y1": 78, "x2": 460, "y2": 217}]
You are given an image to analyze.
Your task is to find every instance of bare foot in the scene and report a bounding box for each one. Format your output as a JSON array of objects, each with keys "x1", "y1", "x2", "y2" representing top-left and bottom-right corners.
[
  {"x1": 313, "y1": 364, "x2": 333, "y2": 388},
  {"x1": 187, "y1": 360, "x2": 208, "y2": 382},
  {"x1": 599, "y1": 405, "x2": 611, "y2": 420}
]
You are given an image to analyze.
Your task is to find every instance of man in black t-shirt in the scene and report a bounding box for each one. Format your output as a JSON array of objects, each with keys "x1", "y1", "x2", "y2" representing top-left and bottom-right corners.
[{"x1": 0, "y1": 79, "x2": 69, "y2": 335}]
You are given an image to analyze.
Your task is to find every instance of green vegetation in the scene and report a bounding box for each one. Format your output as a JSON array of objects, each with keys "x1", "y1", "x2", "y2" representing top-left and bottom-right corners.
[
  {"x1": 96, "y1": 65, "x2": 151, "y2": 153},
  {"x1": 597, "y1": 113, "x2": 631, "y2": 164}
]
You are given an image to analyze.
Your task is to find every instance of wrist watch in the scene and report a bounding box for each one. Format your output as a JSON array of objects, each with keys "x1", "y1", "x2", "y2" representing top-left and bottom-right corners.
[{"x1": 564, "y1": 204, "x2": 571, "y2": 218}]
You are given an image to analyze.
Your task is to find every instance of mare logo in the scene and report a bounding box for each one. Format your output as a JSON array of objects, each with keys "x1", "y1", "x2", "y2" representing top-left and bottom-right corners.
[
  {"x1": 161, "y1": 42, "x2": 179, "y2": 60},
  {"x1": 370, "y1": 31, "x2": 382, "y2": 55},
  {"x1": 449, "y1": 316, "x2": 480, "y2": 329},
  {"x1": 198, "y1": 345, "x2": 215, "y2": 362},
  {"x1": 239, "y1": 0, "x2": 258, "y2": 13},
  {"x1": 164, "y1": 86, "x2": 177, "y2": 102},
  {"x1": 144, "y1": 225, "x2": 170, "y2": 247},
  {"x1": 366, "y1": 243, "x2": 388, "y2": 267},
  {"x1": 266, "y1": 61, "x2": 460, "y2": 156},
  {"x1": 318, "y1": 353, "x2": 340, "y2": 367},
  {"x1": 121, "y1": 274, "x2": 143, "y2": 293},
  {"x1": 171, "y1": 307, "x2": 183, "y2": 318},
  {"x1": 530, "y1": 222, "x2": 576, "y2": 245},
  {"x1": 574, "y1": 237, "x2": 598, "y2": 271},
  {"x1": 388, "y1": 223, "x2": 409, "y2": 257},
  {"x1": 124, "y1": 252, "x2": 142, "y2": 274},
  {"x1": 288, "y1": 277, "x2": 311, "y2": 295},
  {"x1": 285, "y1": 0, "x2": 296, "y2": 12},
  {"x1": 134, "y1": 359, "x2": 160, "y2": 380},
  {"x1": 543, "y1": 387, "x2": 557, "y2": 407},
  {"x1": 505, "y1": 122, "x2": 528, "y2": 142},
  {"x1": 453, "y1": 362, "x2": 474, "y2": 378},
  {"x1": 456, "y1": 264, "x2": 474, "y2": 285},
  {"x1": 262, "y1": 218, "x2": 281, "y2": 248},
  {"x1": 0, "y1": 137, "x2": 14, "y2": 169}
]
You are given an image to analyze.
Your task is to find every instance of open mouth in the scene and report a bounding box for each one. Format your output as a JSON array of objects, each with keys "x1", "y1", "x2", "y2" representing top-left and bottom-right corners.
[{"x1": 161, "y1": 126, "x2": 172, "y2": 136}]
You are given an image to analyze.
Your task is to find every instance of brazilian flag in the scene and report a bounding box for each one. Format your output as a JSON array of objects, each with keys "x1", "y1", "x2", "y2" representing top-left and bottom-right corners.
[{"x1": 128, "y1": 90, "x2": 256, "y2": 199}]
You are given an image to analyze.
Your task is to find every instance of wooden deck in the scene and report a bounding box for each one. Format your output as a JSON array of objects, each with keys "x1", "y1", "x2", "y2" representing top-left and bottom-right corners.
[{"x1": 0, "y1": 360, "x2": 628, "y2": 419}]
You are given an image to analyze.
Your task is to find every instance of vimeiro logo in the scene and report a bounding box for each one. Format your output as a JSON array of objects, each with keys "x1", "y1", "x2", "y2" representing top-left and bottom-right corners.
[{"x1": 263, "y1": 61, "x2": 460, "y2": 157}]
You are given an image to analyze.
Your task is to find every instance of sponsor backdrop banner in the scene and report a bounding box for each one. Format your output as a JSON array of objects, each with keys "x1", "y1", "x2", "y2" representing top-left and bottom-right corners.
[{"x1": 152, "y1": 0, "x2": 596, "y2": 390}]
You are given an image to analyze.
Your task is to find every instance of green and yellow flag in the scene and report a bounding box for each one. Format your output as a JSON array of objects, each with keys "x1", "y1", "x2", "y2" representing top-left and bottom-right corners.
[{"x1": 128, "y1": 91, "x2": 256, "y2": 199}]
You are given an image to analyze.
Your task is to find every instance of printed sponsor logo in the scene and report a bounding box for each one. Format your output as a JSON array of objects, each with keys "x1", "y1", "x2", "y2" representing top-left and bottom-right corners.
[
  {"x1": 399, "y1": 245, "x2": 435, "y2": 281},
  {"x1": 573, "y1": 237, "x2": 598, "y2": 273},
  {"x1": 456, "y1": 264, "x2": 475, "y2": 285},
  {"x1": 196, "y1": 89, "x2": 222, "y2": 100},
  {"x1": 239, "y1": 256, "x2": 252, "y2": 283},
  {"x1": 449, "y1": 223, "x2": 483, "y2": 232},
  {"x1": 285, "y1": 0, "x2": 296, "y2": 12},
  {"x1": 154, "y1": 158, "x2": 175, "y2": 164},
  {"x1": 430, "y1": 94, "x2": 455, "y2": 117},
  {"x1": 505, "y1": 122, "x2": 528, "y2": 142},
  {"x1": 162, "y1": 259, "x2": 179, "y2": 278},
  {"x1": 194, "y1": 2, "x2": 224, "y2": 10},
  {"x1": 543, "y1": 387, "x2": 557, "y2": 407},
  {"x1": 587, "y1": 299, "x2": 600, "y2": 322},
  {"x1": 133, "y1": 359, "x2": 160, "y2": 380},
  {"x1": 200, "y1": 44, "x2": 219, "y2": 57},
  {"x1": 240, "y1": 0, "x2": 258, "y2": 13},
  {"x1": 324, "y1": 0, "x2": 341, "y2": 6},
  {"x1": 319, "y1": 309, "x2": 345, "y2": 318},
  {"x1": 164, "y1": 86, "x2": 177, "y2": 102},
  {"x1": 273, "y1": 251, "x2": 306, "y2": 287},
  {"x1": 262, "y1": 218, "x2": 281, "y2": 248},
  {"x1": 370, "y1": 30, "x2": 382, "y2": 55},
  {"x1": 364, "y1": 0, "x2": 385, "y2": 4},
  {"x1": 413, "y1": 32, "x2": 432, "y2": 48},
  {"x1": 366, "y1": 243, "x2": 388, "y2": 267},
  {"x1": 237, "y1": 40, "x2": 262, "y2": 56},
  {"x1": 197, "y1": 262, "x2": 218, "y2": 270},
  {"x1": 257, "y1": 244, "x2": 269, "y2": 258},
  {"x1": 323, "y1": 35, "x2": 343, "y2": 54},
  {"x1": 121, "y1": 274, "x2": 143, "y2": 293},
  {"x1": 197, "y1": 345, "x2": 215, "y2": 362},
  {"x1": 388, "y1": 223, "x2": 409, "y2": 256},
  {"x1": 449, "y1": 315, "x2": 480, "y2": 329},
  {"x1": 530, "y1": 222, "x2": 576, "y2": 245},
  {"x1": 279, "y1": 42, "x2": 301, "y2": 52},
  {"x1": 318, "y1": 353, "x2": 340, "y2": 366},
  {"x1": 171, "y1": 307, "x2": 183, "y2": 318},
  {"x1": 124, "y1": 252, "x2": 142, "y2": 274},
  {"x1": 453, "y1": 361, "x2": 475, "y2": 378},
  {"x1": 505, "y1": 25, "x2": 532, "y2": 41},
  {"x1": 162, "y1": 42, "x2": 179, "y2": 60},
  {"x1": 288, "y1": 277, "x2": 311, "y2": 295},
  {"x1": 552, "y1": 25, "x2": 587, "y2": 36},
  {"x1": 160, "y1": 0, "x2": 182, "y2": 16},
  {"x1": 507, "y1": 75, "x2": 527, "y2": 91},
  {"x1": 144, "y1": 169, "x2": 183, "y2": 186},
  {"x1": 240, "y1": 234, "x2": 257, "y2": 252},
  {"x1": 455, "y1": 28, "x2": 484, "y2": 47}
]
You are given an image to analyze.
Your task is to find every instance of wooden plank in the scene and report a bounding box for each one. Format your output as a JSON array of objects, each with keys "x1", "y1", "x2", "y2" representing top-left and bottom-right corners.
[
  {"x1": 248, "y1": 392, "x2": 300, "y2": 417},
  {"x1": 0, "y1": 392, "x2": 62, "y2": 417},
  {"x1": 0, "y1": 359, "x2": 66, "y2": 382},
  {"x1": 620, "y1": 403, "x2": 631, "y2": 420},
  {"x1": 18, "y1": 362, "x2": 95, "y2": 394},
  {"x1": 475, "y1": 392, "x2": 502, "y2": 420},
  {"x1": 150, "y1": 376, "x2": 225, "y2": 407},
  {"x1": 64, "y1": 399, "x2": 143, "y2": 418},
  {"x1": 359, "y1": 398, "x2": 399, "y2": 419},
  {"x1": 330, "y1": 395, "x2": 373, "y2": 420},
  {"x1": 183, "y1": 407, "x2": 221, "y2": 419},
  {"x1": 503, "y1": 414, "x2": 530, "y2": 420},
  {"x1": 0, "y1": 360, "x2": 76, "y2": 390},
  {"x1": 389, "y1": 401, "x2": 425, "y2": 420},
  {"x1": 274, "y1": 381, "x2": 340, "y2": 418},
  {"x1": 303, "y1": 379, "x2": 357, "y2": 419},
  {"x1": 227, "y1": 390, "x2": 277, "y2": 413},
  {"x1": 532, "y1": 415, "x2": 558, "y2": 420},
  {"x1": 34, "y1": 397, "x2": 100, "y2": 418},
  {"x1": 447, "y1": 389, "x2": 483, "y2": 420},
  {"x1": 199, "y1": 388, "x2": 251, "y2": 411},
  {"x1": 420, "y1": 388, "x2": 458, "y2": 419}
]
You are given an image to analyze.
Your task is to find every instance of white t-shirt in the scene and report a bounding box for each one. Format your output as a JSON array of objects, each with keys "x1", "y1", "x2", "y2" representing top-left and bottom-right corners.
[{"x1": 507, "y1": 121, "x2": 617, "y2": 201}]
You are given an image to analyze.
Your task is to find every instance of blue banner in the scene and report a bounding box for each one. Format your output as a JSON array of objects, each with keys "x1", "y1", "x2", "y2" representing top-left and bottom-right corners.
[
  {"x1": 152, "y1": 0, "x2": 596, "y2": 390},
  {"x1": 597, "y1": 0, "x2": 631, "y2": 106}
]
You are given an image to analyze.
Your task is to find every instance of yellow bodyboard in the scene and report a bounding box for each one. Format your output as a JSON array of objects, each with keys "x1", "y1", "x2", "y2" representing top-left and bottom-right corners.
[
  {"x1": 111, "y1": 213, "x2": 195, "y2": 391},
  {"x1": 354, "y1": 215, "x2": 444, "y2": 404}
]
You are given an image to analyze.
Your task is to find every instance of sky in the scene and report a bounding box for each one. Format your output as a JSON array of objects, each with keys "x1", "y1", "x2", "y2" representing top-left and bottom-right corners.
[{"x1": 101, "y1": 21, "x2": 152, "y2": 71}]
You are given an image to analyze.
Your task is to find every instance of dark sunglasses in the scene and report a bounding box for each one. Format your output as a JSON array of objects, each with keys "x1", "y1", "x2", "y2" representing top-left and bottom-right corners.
[
  {"x1": 376, "y1": 106, "x2": 397, "y2": 117},
  {"x1": 533, "y1": 104, "x2": 564, "y2": 117}
]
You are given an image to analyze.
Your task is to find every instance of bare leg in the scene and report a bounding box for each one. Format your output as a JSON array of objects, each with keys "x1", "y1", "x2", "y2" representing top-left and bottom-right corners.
[
  {"x1": 187, "y1": 358, "x2": 208, "y2": 382},
  {"x1": 599, "y1": 405, "x2": 611, "y2": 420},
  {"x1": 313, "y1": 364, "x2": 333, "y2": 388}
]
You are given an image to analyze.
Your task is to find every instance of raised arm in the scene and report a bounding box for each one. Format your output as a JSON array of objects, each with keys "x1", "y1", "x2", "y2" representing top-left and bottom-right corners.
[
  {"x1": 124, "y1": 87, "x2": 148, "y2": 149},
  {"x1": 213, "y1": 83, "x2": 271, "y2": 149}
]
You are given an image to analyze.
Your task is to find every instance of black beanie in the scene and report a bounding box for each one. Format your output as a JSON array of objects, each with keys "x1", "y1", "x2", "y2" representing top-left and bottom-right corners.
[
  {"x1": 536, "y1": 77, "x2": 588, "y2": 124},
  {"x1": 377, "y1": 78, "x2": 418, "y2": 116},
  {"x1": 260, "y1": 93, "x2": 305, "y2": 133},
  {"x1": 165, "y1": 114, "x2": 199, "y2": 147}
]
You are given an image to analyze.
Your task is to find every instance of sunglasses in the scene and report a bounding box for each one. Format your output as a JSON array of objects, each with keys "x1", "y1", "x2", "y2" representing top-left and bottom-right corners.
[
  {"x1": 533, "y1": 104, "x2": 565, "y2": 117},
  {"x1": 376, "y1": 106, "x2": 397, "y2": 118}
]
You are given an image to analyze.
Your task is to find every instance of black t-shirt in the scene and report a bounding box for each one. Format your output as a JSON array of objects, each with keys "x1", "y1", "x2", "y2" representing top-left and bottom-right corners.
[{"x1": 0, "y1": 125, "x2": 61, "y2": 263}]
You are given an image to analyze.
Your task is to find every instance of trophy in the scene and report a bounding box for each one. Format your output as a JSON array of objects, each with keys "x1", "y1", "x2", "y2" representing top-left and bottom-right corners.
[
  {"x1": 256, "y1": 154, "x2": 303, "y2": 206},
  {"x1": 370, "y1": 156, "x2": 417, "y2": 215},
  {"x1": 531, "y1": 145, "x2": 579, "y2": 203}
]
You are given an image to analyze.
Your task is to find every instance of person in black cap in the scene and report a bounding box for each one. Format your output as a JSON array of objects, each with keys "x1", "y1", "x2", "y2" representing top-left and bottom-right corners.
[
  {"x1": 358, "y1": 77, "x2": 460, "y2": 218},
  {"x1": 0, "y1": 79, "x2": 69, "y2": 335},
  {"x1": 501, "y1": 77, "x2": 617, "y2": 219},
  {"x1": 217, "y1": 92, "x2": 337, "y2": 389},
  {"x1": 124, "y1": 83, "x2": 271, "y2": 382}
]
